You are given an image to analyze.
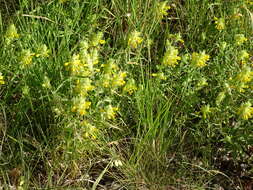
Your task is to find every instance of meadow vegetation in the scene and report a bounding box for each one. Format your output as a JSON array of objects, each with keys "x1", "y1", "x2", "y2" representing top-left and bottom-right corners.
[{"x1": 0, "y1": 0, "x2": 253, "y2": 189}]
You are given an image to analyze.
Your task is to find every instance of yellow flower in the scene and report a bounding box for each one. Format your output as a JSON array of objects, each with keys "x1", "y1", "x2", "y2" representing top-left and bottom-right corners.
[
  {"x1": 20, "y1": 49, "x2": 35, "y2": 66},
  {"x1": 235, "y1": 34, "x2": 247, "y2": 46},
  {"x1": 101, "y1": 73, "x2": 111, "y2": 88},
  {"x1": 75, "y1": 78, "x2": 94, "y2": 96},
  {"x1": 156, "y1": 1, "x2": 171, "y2": 19},
  {"x1": 112, "y1": 71, "x2": 127, "y2": 87},
  {"x1": 81, "y1": 121, "x2": 98, "y2": 139},
  {"x1": 0, "y1": 73, "x2": 5, "y2": 85},
  {"x1": 36, "y1": 44, "x2": 50, "y2": 58},
  {"x1": 151, "y1": 72, "x2": 167, "y2": 80},
  {"x1": 72, "y1": 97, "x2": 91, "y2": 116},
  {"x1": 105, "y1": 105, "x2": 118, "y2": 120},
  {"x1": 167, "y1": 33, "x2": 184, "y2": 43},
  {"x1": 236, "y1": 83, "x2": 249, "y2": 93},
  {"x1": 90, "y1": 32, "x2": 105, "y2": 47},
  {"x1": 236, "y1": 66, "x2": 253, "y2": 83},
  {"x1": 162, "y1": 45, "x2": 181, "y2": 67},
  {"x1": 191, "y1": 51, "x2": 210, "y2": 68},
  {"x1": 5, "y1": 24, "x2": 19, "y2": 39},
  {"x1": 128, "y1": 31, "x2": 143, "y2": 49},
  {"x1": 64, "y1": 54, "x2": 84, "y2": 75},
  {"x1": 79, "y1": 40, "x2": 89, "y2": 51},
  {"x1": 214, "y1": 17, "x2": 225, "y2": 30},
  {"x1": 238, "y1": 50, "x2": 249, "y2": 64},
  {"x1": 123, "y1": 79, "x2": 137, "y2": 95},
  {"x1": 237, "y1": 102, "x2": 253, "y2": 120}
]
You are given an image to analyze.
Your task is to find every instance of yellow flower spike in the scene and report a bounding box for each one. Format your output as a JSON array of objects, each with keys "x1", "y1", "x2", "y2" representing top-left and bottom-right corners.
[
  {"x1": 72, "y1": 97, "x2": 91, "y2": 116},
  {"x1": 162, "y1": 44, "x2": 181, "y2": 67},
  {"x1": 152, "y1": 72, "x2": 167, "y2": 80},
  {"x1": 66, "y1": 54, "x2": 85, "y2": 75},
  {"x1": 90, "y1": 32, "x2": 104, "y2": 47},
  {"x1": 79, "y1": 40, "x2": 89, "y2": 51},
  {"x1": 105, "y1": 105, "x2": 119, "y2": 120},
  {"x1": 101, "y1": 74, "x2": 111, "y2": 88},
  {"x1": 237, "y1": 102, "x2": 253, "y2": 120},
  {"x1": 156, "y1": 1, "x2": 171, "y2": 19},
  {"x1": 238, "y1": 50, "x2": 249, "y2": 64},
  {"x1": 191, "y1": 51, "x2": 210, "y2": 68},
  {"x1": 99, "y1": 40, "x2": 105, "y2": 44},
  {"x1": 128, "y1": 31, "x2": 143, "y2": 49},
  {"x1": 71, "y1": 106, "x2": 77, "y2": 112},
  {"x1": 81, "y1": 121, "x2": 98, "y2": 139},
  {"x1": 90, "y1": 49, "x2": 99, "y2": 65},
  {"x1": 36, "y1": 44, "x2": 50, "y2": 58},
  {"x1": 235, "y1": 34, "x2": 247, "y2": 46},
  {"x1": 236, "y1": 66, "x2": 253, "y2": 83},
  {"x1": 236, "y1": 83, "x2": 249, "y2": 93},
  {"x1": 5, "y1": 24, "x2": 19, "y2": 39},
  {"x1": 20, "y1": 49, "x2": 36, "y2": 66},
  {"x1": 112, "y1": 71, "x2": 127, "y2": 87},
  {"x1": 75, "y1": 78, "x2": 94, "y2": 96},
  {"x1": 214, "y1": 17, "x2": 225, "y2": 31},
  {"x1": 0, "y1": 73, "x2": 5, "y2": 85},
  {"x1": 79, "y1": 101, "x2": 91, "y2": 116}
]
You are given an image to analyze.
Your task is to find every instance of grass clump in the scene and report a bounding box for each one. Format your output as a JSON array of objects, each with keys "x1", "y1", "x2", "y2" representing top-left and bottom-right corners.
[{"x1": 0, "y1": 0, "x2": 253, "y2": 189}]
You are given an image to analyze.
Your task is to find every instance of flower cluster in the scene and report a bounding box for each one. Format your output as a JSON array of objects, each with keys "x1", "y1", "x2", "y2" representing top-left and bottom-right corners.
[
  {"x1": 20, "y1": 49, "x2": 36, "y2": 66},
  {"x1": 238, "y1": 50, "x2": 249, "y2": 64},
  {"x1": 162, "y1": 43, "x2": 181, "y2": 67},
  {"x1": 65, "y1": 33, "x2": 105, "y2": 116},
  {"x1": 5, "y1": 24, "x2": 19, "y2": 45},
  {"x1": 100, "y1": 59, "x2": 127, "y2": 89},
  {"x1": 19, "y1": 45, "x2": 50, "y2": 67},
  {"x1": 235, "y1": 34, "x2": 247, "y2": 46},
  {"x1": 156, "y1": 1, "x2": 171, "y2": 19},
  {"x1": 71, "y1": 97, "x2": 91, "y2": 116},
  {"x1": 64, "y1": 32, "x2": 137, "y2": 123},
  {"x1": 231, "y1": 66, "x2": 253, "y2": 93},
  {"x1": 128, "y1": 31, "x2": 143, "y2": 49},
  {"x1": 236, "y1": 66, "x2": 253, "y2": 83},
  {"x1": 101, "y1": 105, "x2": 119, "y2": 120},
  {"x1": 237, "y1": 102, "x2": 253, "y2": 120},
  {"x1": 81, "y1": 121, "x2": 98, "y2": 139},
  {"x1": 214, "y1": 17, "x2": 225, "y2": 31},
  {"x1": 191, "y1": 51, "x2": 210, "y2": 68},
  {"x1": 36, "y1": 44, "x2": 50, "y2": 58}
]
